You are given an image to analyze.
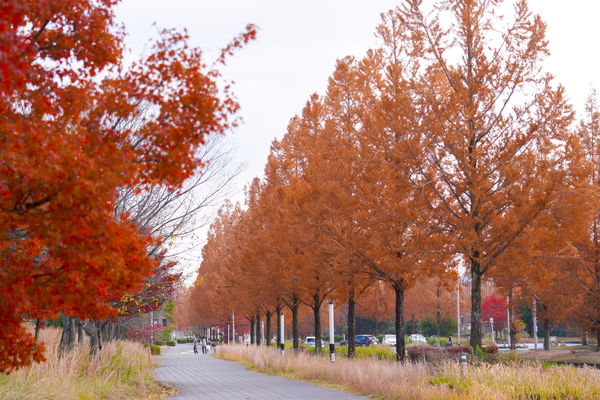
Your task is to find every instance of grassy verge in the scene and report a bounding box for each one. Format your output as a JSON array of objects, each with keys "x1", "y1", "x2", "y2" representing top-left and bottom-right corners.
[
  {"x1": 0, "y1": 328, "x2": 172, "y2": 400},
  {"x1": 521, "y1": 348, "x2": 600, "y2": 365},
  {"x1": 217, "y1": 344, "x2": 600, "y2": 399}
]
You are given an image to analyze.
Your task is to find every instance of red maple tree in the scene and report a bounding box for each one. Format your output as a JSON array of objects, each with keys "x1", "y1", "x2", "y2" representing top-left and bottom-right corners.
[
  {"x1": 0, "y1": 0, "x2": 255, "y2": 373},
  {"x1": 482, "y1": 296, "x2": 508, "y2": 332}
]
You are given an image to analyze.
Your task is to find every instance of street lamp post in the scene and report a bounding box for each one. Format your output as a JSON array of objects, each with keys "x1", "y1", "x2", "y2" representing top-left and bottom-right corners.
[
  {"x1": 457, "y1": 279, "x2": 461, "y2": 344},
  {"x1": 490, "y1": 317, "x2": 495, "y2": 345}
]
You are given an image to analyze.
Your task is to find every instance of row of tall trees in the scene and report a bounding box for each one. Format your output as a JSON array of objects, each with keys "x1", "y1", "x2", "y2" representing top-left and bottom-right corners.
[{"x1": 188, "y1": 0, "x2": 600, "y2": 360}]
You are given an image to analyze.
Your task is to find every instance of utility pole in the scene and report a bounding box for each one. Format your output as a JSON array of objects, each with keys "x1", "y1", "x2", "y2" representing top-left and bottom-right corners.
[
  {"x1": 457, "y1": 278, "x2": 461, "y2": 344},
  {"x1": 232, "y1": 310, "x2": 235, "y2": 344}
]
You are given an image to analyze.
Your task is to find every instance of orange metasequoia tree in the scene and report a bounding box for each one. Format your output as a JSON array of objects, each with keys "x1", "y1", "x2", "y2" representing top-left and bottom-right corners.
[
  {"x1": 0, "y1": 0, "x2": 255, "y2": 372},
  {"x1": 392, "y1": 0, "x2": 586, "y2": 347},
  {"x1": 569, "y1": 90, "x2": 600, "y2": 348}
]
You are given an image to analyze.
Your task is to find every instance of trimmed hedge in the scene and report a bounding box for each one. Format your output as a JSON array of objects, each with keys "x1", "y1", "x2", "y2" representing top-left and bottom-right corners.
[
  {"x1": 482, "y1": 344, "x2": 498, "y2": 354},
  {"x1": 143, "y1": 343, "x2": 161, "y2": 355},
  {"x1": 176, "y1": 338, "x2": 187, "y2": 344},
  {"x1": 407, "y1": 345, "x2": 474, "y2": 362},
  {"x1": 166, "y1": 340, "x2": 176, "y2": 346},
  {"x1": 153, "y1": 340, "x2": 165, "y2": 346}
]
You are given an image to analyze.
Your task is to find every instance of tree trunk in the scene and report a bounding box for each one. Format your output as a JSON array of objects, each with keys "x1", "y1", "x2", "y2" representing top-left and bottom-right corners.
[
  {"x1": 393, "y1": 283, "x2": 406, "y2": 362},
  {"x1": 291, "y1": 301, "x2": 299, "y2": 351},
  {"x1": 435, "y1": 286, "x2": 441, "y2": 337},
  {"x1": 312, "y1": 294, "x2": 322, "y2": 354},
  {"x1": 265, "y1": 311, "x2": 272, "y2": 346},
  {"x1": 276, "y1": 305, "x2": 282, "y2": 347},
  {"x1": 348, "y1": 288, "x2": 356, "y2": 359},
  {"x1": 102, "y1": 320, "x2": 112, "y2": 342},
  {"x1": 59, "y1": 315, "x2": 76, "y2": 354},
  {"x1": 543, "y1": 320, "x2": 550, "y2": 351},
  {"x1": 34, "y1": 319, "x2": 42, "y2": 343},
  {"x1": 115, "y1": 323, "x2": 123, "y2": 341},
  {"x1": 256, "y1": 314, "x2": 262, "y2": 346},
  {"x1": 596, "y1": 329, "x2": 600, "y2": 351},
  {"x1": 470, "y1": 261, "x2": 483, "y2": 349},
  {"x1": 582, "y1": 330, "x2": 588, "y2": 346},
  {"x1": 81, "y1": 320, "x2": 103, "y2": 355},
  {"x1": 508, "y1": 289, "x2": 516, "y2": 349},
  {"x1": 75, "y1": 318, "x2": 84, "y2": 346},
  {"x1": 249, "y1": 319, "x2": 255, "y2": 345}
]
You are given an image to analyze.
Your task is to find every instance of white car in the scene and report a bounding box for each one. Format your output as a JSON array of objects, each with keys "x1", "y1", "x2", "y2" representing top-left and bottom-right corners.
[
  {"x1": 410, "y1": 333, "x2": 427, "y2": 343},
  {"x1": 381, "y1": 334, "x2": 397, "y2": 346},
  {"x1": 304, "y1": 336, "x2": 316, "y2": 347}
]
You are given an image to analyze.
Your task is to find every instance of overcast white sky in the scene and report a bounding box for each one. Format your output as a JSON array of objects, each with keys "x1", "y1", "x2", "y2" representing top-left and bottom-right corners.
[{"x1": 115, "y1": 0, "x2": 600, "y2": 277}]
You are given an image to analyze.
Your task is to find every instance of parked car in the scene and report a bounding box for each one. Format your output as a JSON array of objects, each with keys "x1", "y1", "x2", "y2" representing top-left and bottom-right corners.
[
  {"x1": 409, "y1": 333, "x2": 427, "y2": 343},
  {"x1": 355, "y1": 335, "x2": 378, "y2": 346},
  {"x1": 381, "y1": 334, "x2": 397, "y2": 346},
  {"x1": 304, "y1": 336, "x2": 316, "y2": 347},
  {"x1": 339, "y1": 338, "x2": 348, "y2": 346}
]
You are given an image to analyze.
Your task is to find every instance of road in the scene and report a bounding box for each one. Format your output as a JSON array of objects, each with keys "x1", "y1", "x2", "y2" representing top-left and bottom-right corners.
[{"x1": 154, "y1": 343, "x2": 367, "y2": 400}]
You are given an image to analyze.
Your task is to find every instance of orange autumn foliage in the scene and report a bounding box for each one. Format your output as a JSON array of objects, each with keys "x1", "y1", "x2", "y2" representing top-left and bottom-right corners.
[
  {"x1": 184, "y1": 0, "x2": 595, "y2": 360},
  {"x1": 0, "y1": 0, "x2": 255, "y2": 372}
]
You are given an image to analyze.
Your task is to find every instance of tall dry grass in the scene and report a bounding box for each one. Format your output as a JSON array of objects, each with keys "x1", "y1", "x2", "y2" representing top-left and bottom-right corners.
[
  {"x1": 0, "y1": 328, "x2": 158, "y2": 400},
  {"x1": 217, "y1": 344, "x2": 600, "y2": 399}
]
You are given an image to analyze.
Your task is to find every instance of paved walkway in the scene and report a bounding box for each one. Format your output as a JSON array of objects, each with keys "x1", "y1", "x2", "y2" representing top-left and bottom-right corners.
[{"x1": 155, "y1": 343, "x2": 367, "y2": 400}]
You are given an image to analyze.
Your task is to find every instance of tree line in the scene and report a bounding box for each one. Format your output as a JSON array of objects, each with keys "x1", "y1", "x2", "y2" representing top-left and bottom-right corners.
[{"x1": 189, "y1": 0, "x2": 600, "y2": 361}]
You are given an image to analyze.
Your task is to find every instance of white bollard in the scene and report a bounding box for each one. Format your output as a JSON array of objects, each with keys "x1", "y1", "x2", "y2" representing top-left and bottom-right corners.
[
  {"x1": 280, "y1": 312, "x2": 285, "y2": 354},
  {"x1": 329, "y1": 301, "x2": 335, "y2": 363}
]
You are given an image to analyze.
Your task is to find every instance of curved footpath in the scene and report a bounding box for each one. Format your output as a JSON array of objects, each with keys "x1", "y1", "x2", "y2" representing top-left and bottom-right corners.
[{"x1": 155, "y1": 343, "x2": 367, "y2": 400}]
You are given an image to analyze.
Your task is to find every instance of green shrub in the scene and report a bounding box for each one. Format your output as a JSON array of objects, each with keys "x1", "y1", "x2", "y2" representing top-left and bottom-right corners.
[
  {"x1": 541, "y1": 361, "x2": 558, "y2": 370},
  {"x1": 473, "y1": 345, "x2": 497, "y2": 363},
  {"x1": 143, "y1": 343, "x2": 161, "y2": 355},
  {"x1": 153, "y1": 340, "x2": 165, "y2": 346},
  {"x1": 159, "y1": 324, "x2": 175, "y2": 342},
  {"x1": 427, "y1": 336, "x2": 441, "y2": 346},
  {"x1": 421, "y1": 316, "x2": 438, "y2": 337},
  {"x1": 166, "y1": 340, "x2": 176, "y2": 347},
  {"x1": 497, "y1": 351, "x2": 522, "y2": 364},
  {"x1": 176, "y1": 338, "x2": 187, "y2": 344},
  {"x1": 332, "y1": 345, "x2": 396, "y2": 360}
]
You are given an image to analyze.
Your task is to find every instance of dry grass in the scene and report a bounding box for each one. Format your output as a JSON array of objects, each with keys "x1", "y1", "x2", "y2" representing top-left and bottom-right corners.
[
  {"x1": 217, "y1": 344, "x2": 600, "y2": 399},
  {"x1": 0, "y1": 328, "x2": 163, "y2": 400}
]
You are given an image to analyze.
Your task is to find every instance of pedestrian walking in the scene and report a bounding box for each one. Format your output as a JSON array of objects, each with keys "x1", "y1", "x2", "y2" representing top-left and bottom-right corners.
[
  {"x1": 201, "y1": 337, "x2": 208, "y2": 354},
  {"x1": 193, "y1": 336, "x2": 198, "y2": 354}
]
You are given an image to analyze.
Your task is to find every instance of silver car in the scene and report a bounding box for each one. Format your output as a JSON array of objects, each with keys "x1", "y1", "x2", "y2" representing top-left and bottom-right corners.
[{"x1": 381, "y1": 334, "x2": 397, "y2": 346}]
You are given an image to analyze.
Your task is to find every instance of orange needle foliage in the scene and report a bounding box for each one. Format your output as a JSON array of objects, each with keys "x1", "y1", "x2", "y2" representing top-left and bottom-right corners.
[
  {"x1": 185, "y1": 0, "x2": 595, "y2": 360},
  {"x1": 385, "y1": 0, "x2": 590, "y2": 347},
  {"x1": 0, "y1": 0, "x2": 255, "y2": 372}
]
